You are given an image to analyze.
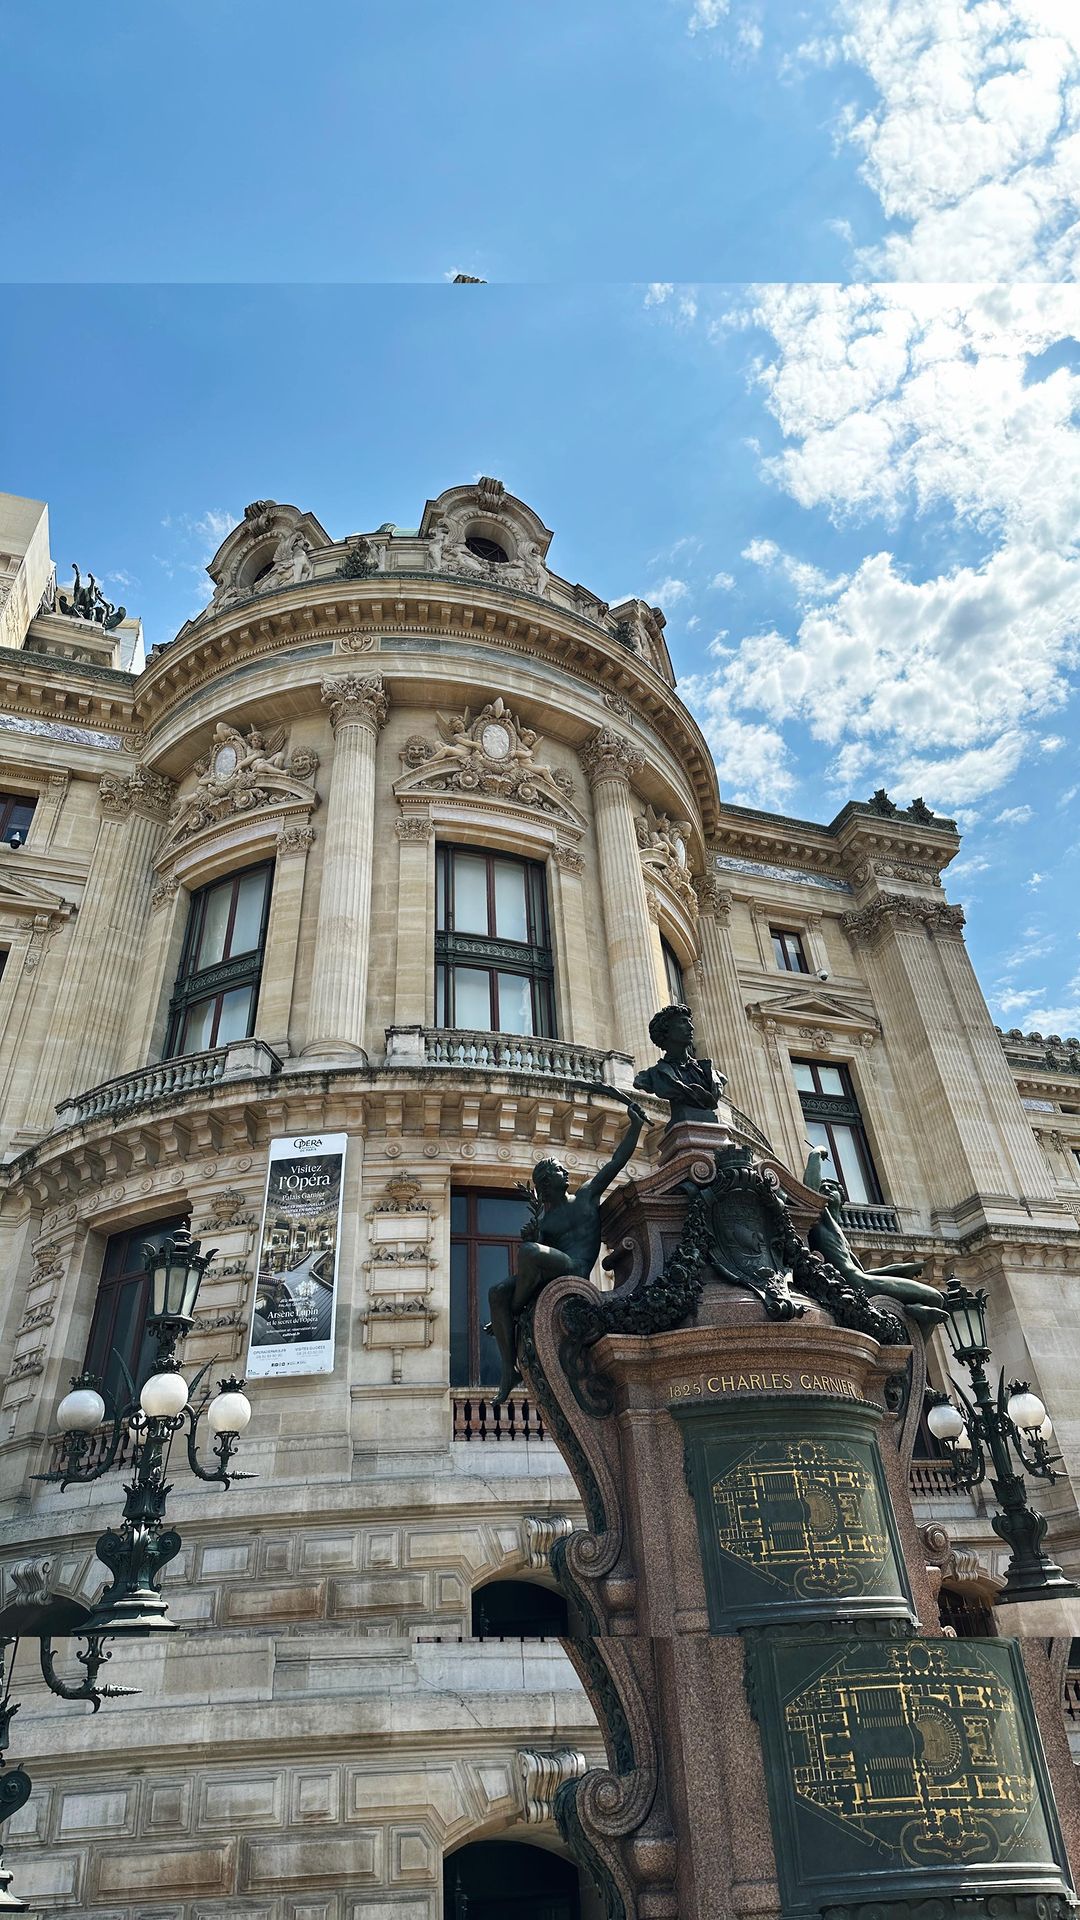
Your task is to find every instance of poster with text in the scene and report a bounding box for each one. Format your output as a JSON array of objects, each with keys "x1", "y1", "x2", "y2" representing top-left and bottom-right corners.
[{"x1": 245, "y1": 1133, "x2": 348, "y2": 1379}]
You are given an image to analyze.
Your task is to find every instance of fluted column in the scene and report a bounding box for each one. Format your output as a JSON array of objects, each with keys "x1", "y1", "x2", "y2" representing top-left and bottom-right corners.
[
  {"x1": 34, "y1": 767, "x2": 176, "y2": 1120},
  {"x1": 302, "y1": 674, "x2": 389, "y2": 1060},
  {"x1": 692, "y1": 877, "x2": 762, "y2": 1112},
  {"x1": 580, "y1": 726, "x2": 656, "y2": 1071}
]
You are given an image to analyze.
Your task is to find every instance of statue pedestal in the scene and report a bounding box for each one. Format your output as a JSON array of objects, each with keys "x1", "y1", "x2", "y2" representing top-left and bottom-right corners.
[{"x1": 520, "y1": 1146, "x2": 1080, "y2": 1920}]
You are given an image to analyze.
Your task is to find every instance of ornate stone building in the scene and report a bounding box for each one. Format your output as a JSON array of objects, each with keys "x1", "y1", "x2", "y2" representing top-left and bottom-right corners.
[{"x1": 0, "y1": 480, "x2": 1077, "y2": 1915}]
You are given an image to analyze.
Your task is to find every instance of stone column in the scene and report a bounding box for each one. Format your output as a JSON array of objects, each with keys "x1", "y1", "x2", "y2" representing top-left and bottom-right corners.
[
  {"x1": 580, "y1": 726, "x2": 656, "y2": 1071},
  {"x1": 257, "y1": 822, "x2": 316, "y2": 1055},
  {"x1": 302, "y1": 673, "x2": 389, "y2": 1060},
  {"x1": 33, "y1": 768, "x2": 175, "y2": 1121},
  {"x1": 692, "y1": 876, "x2": 763, "y2": 1117}
]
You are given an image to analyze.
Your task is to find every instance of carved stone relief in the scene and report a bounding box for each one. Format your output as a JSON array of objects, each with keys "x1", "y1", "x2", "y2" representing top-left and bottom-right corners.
[
  {"x1": 157, "y1": 722, "x2": 319, "y2": 860},
  {"x1": 394, "y1": 697, "x2": 586, "y2": 833},
  {"x1": 635, "y1": 803, "x2": 697, "y2": 914}
]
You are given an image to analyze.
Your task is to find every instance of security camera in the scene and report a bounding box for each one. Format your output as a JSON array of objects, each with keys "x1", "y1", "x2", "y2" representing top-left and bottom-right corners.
[{"x1": 817, "y1": 968, "x2": 829, "y2": 982}]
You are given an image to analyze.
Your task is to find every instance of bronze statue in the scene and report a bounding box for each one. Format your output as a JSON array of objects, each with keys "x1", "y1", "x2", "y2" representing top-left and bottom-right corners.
[
  {"x1": 633, "y1": 1003, "x2": 726, "y2": 1127},
  {"x1": 803, "y1": 1147, "x2": 945, "y2": 1326},
  {"x1": 488, "y1": 1101, "x2": 648, "y2": 1404},
  {"x1": 58, "y1": 563, "x2": 125, "y2": 632}
]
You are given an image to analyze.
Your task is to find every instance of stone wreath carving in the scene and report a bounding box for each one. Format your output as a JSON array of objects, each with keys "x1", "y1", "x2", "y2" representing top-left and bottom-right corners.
[
  {"x1": 158, "y1": 722, "x2": 319, "y2": 857},
  {"x1": 394, "y1": 697, "x2": 587, "y2": 831}
]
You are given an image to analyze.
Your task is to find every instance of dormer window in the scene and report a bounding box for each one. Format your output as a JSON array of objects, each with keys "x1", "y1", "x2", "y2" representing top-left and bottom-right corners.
[{"x1": 465, "y1": 535, "x2": 508, "y2": 564}]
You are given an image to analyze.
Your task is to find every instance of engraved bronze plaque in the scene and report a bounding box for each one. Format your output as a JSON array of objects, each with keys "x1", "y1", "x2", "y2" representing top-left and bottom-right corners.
[
  {"x1": 749, "y1": 1633, "x2": 1071, "y2": 1918},
  {"x1": 673, "y1": 1399, "x2": 914, "y2": 1629}
]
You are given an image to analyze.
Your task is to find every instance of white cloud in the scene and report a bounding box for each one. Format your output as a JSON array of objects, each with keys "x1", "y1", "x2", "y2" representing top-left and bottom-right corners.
[
  {"x1": 830, "y1": 0, "x2": 1080, "y2": 279},
  {"x1": 193, "y1": 508, "x2": 236, "y2": 547},
  {"x1": 710, "y1": 570, "x2": 736, "y2": 591},
  {"x1": 1040, "y1": 733, "x2": 1066, "y2": 752},
  {"x1": 995, "y1": 804, "x2": 1034, "y2": 824},
  {"x1": 680, "y1": 675, "x2": 796, "y2": 808},
  {"x1": 1060, "y1": 785, "x2": 1079, "y2": 806},
  {"x1": 652, "y1": 576, "x2": 690, "y2": 606},
  {"x1": 1027, "y1": 871, "x2": 1046, "y2": 889},
  {"x1": 947, "y1": 853, "x2": 991, "y2": 880},
  {"x1": 645, "y1": 283, "x2": 675, "y2": 305},
  {"x1": 687, "y1": 0, "x2": 730, "y2": 33},
  {"x1": 741, "y1": 535, "x2": 846, "y2": 602}
]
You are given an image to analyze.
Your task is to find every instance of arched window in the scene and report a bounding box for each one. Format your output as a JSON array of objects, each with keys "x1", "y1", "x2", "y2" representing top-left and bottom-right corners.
[
  {"x1": 436, "y1": 845, "x2": 554, "y2": 1037},
  {"x1": 164, "y1": 861, "x2": 274, "y2": 1059},
  {"x1": 465, "y1": 534, "x2": 509, "y2": 564},
  {"x1": 471, "y1": 1579, "x2": 569, "y2": 1639},
  {"x1": 444, "y1": 1840, "x2": 582, "y2": 1920},
  {"x1": 450, "y1": 1188, "x2": 530, "y2": 1386},
  {"x1": 84, "y1": 1214, "x2": 187, "y2": 1411}
]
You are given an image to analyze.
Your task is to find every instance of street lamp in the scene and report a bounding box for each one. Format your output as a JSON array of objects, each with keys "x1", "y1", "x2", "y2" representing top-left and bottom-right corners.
[
  {"x1": 0, "y1": 1224, "x2": 255, "y2": 1907},
  {"x1": 926, "y1": 1275, "x2": 1078, "y2": 1605}
]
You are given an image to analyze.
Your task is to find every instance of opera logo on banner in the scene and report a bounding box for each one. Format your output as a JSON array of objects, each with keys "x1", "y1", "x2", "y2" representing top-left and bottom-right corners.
[{"x1": 246, "y1": 1133, "x2": 348, "y2": 1378}]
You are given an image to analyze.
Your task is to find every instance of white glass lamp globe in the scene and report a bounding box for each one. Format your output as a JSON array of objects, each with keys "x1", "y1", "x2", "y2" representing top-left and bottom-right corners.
[
  {"x1": 207, "y1": 1389, "x2": 252, "y2": 1436},
  {"x1": 953, "y1": 1425, "x2": 972, "y2": 1453},
  {"x1": 140, "y1": 1372, "x2": 190, "y2": 1419},
  {"x1": 1038, "y1": 1415, "x2": 1054, "y2": 1442},
  {"x1": 56, "y1": 1387, "x2": 106, "y2": 1432},
  {"x1": 927, "y1": 1400, "x2": 965, "y2": 1442},
  {"x1": 1006, "y1": 1388, "x2": 1046, "y2": 1432}
]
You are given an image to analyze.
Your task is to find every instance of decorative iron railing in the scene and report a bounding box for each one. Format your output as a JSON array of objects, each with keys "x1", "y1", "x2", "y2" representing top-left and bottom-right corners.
[
  {"x1": 908, "y1": 1459, "x2": 966, "y2": 1498},
  {"x1": 451, "y1": 1390, "x2": 547, "y2": 1442}
]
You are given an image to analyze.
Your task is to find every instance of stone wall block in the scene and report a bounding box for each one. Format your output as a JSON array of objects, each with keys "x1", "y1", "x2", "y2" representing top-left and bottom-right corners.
[
  {"x1": 93, "y1": 1840, "x2": 235, "y2": 1899},
  {"x1": 240, "y1": 1829, "x2": 383, "y2": 1891}
]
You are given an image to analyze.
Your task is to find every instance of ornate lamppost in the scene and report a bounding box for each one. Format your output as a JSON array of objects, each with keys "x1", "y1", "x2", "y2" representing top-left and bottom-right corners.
[
  {"x1": 0, "y1": 1225, "x2": 253, "y2": 1908},
  {"x1": 927, "y1": 1276, "x2": 1078, "y2": 1605}
]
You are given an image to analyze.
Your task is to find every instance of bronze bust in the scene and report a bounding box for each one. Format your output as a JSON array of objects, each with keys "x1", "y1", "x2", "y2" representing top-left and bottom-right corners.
[{"x1": 633, "y1": 1003, "x2": 726, "y2": 1127}]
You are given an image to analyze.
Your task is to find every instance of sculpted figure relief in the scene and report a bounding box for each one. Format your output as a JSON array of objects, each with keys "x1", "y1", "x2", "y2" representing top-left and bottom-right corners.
[
  {"x1": 488, "y1": 1102, "x2": 648, "y2": 1405},
  {"x1": 633, "y1": 1004, "x2": 727, "y2": 1128},
  {"x1": 803, "y1": 1147, "x2": 945, "y2": 1326}
]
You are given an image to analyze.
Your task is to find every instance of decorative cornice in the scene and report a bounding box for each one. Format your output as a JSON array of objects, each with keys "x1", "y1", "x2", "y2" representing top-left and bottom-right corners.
[
  {"x1": 579, "y1": 725, "x2": 644, "y2": 788},
  {"x1": 320, "y1": 672, "x2": 389, "y2": 733},
  {"x1": 841, "y1": 895, "x2": 966, "y2": 948}
]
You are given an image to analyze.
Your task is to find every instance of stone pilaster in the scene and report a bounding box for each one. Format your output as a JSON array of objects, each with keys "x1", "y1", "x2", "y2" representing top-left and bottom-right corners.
[
  {"x1": 302, "y1": 674, "x2": 389, "y2": 1060},
  {"x1": 549, "y1": 843, "x2": 596, "y2": 1045},
  {"x1": 392, "y1": 815, "x2": 435, "y2": 1029},
  {"x1": 257, "y1": 823, "x2": 317, "y2": 1054},
  {"x1": 579, "y1": 726, "x2": 655, "y2": 1071},
  {"x1": 691, "y1": 875, "x2": 763, "y2": 1118},
  {"x1": 33, "y1": 768, "x2": 176, "y2": 1122}
]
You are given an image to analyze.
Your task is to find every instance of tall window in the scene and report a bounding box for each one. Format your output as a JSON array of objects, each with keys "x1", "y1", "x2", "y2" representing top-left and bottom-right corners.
[
  {"x1": 792, "y1": 1058, "x2": 883, "y2": 1205},
  {"x1": 85, "y1": 1215, "x2": 186, "y2": 1411},
  {"x1": 661, "y1": 937, "x2": 685, "y2": 1004},
  {"x1": 435, "y1": 845, "x2": 554, "y2": 1036},
  {"x1": 771, "y1": 927, "x2": 809, "y2": 973},
  {"x1": 0, "y1": 792, "x2": 35, "y2": 848},
  {"x1": 165, "y1": 862, "x2": 273, "y2": 1058},
  {"x1": 450, "y1": 1189, "x2": 529, "y2": 1387}
]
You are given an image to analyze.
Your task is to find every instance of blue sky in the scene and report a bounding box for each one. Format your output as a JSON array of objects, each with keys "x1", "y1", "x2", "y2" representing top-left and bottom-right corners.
[{"x1": 1, "y1": 3, "x2": 1078, "y2": 1035}]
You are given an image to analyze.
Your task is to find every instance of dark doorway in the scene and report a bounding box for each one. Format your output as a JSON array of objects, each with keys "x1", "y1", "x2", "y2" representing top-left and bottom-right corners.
[
  {"x1": 444, "y1": 1839, "x2": 581, "y2": 1919},
  {"x1": 471, "y1": 1580, "x2": 569, "y2": 1639}
]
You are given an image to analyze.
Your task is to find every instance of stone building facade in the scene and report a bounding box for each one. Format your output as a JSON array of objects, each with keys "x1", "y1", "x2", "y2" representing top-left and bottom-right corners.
[{"x1": 0, "y1": 480, "x2": 1077, "y2": 1916}]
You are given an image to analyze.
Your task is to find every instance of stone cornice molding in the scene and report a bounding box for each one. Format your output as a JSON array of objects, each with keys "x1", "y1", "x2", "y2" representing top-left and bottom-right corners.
[
  {"x1": 579, "y1": 725, "x2": 645, "y2": 789},
  {"x1": 745, "y1": 987, "x2": 881, "y2": 1045},
  {"x1": 131, "y1": 584, "x2": 720, "y2": 834},
  {"x1": 320, "y1": 671, "x2": 389, "y2": 734},
  {"x1": 98, "y1": 767, "x2": 176, "y2": 823},
  {"x1": 841, "y1": 894, "x2": 966, "y2": 948}
]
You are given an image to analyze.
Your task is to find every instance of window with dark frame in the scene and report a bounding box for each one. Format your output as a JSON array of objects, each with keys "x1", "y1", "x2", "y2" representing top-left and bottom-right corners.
[
  {"x1": 0, "y1": 791, "x2": 36, "y2": 848},
  {"x1": 661, "y1": 937, "x2": 685, "y2": 1005},
  {"x1": 450, "y1": 1188, "x2": 530, "y2": 1387},
  {"x1": 164, "y1": 861, "x2": 274, "y2": 1060},
  {"x1": 85, "y1": 1214, "x2": 187, "y2": 1412},
  {"x1": 771, "y1": 926, "x2": 810, "y2": 973},
  {"x1": 791, "y1": 1057, "x2": 883, "y2": 1206},
  {"x1": 435, "y1": 844, "x2": 555, "y2": 1038}
]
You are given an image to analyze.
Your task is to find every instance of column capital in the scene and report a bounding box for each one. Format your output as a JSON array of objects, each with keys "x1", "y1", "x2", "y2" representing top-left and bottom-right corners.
[
  {"x1": 692, "y1": 874, "x2": 732, "y2": 924},
  {"x1": 320, "y1": 672, "x2": 390, "y2": 734},
  {"x1": 98, "y1": 767, "x2": 176, "y2": 822},
  {"x1": 395, "y1": 814, "x2": 434, "y2": 843},
  {"x1": 276, "y1": 823, "x2": 317, "y2": 857},
  {"x1": 842, "y1": 893, "x2": 966, "y2": 948},
  {"x1": 579, "y1": 725, "x2": 644, "y2": 788}
]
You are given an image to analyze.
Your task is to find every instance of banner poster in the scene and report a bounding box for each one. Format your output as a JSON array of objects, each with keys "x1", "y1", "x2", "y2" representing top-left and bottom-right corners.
[{"x1": 245, "y1": 1133, "x2": 348, "y2": 1379}]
